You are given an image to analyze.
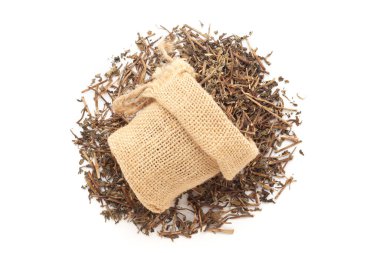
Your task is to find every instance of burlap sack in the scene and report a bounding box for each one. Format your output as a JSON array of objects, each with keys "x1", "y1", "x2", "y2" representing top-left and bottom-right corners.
[{"x1": 108, "y1": 57, "x2": 259, "y2": 213}]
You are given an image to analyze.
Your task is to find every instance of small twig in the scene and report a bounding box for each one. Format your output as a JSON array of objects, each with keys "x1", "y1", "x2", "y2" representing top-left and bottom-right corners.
[
  {"x1": 245, "y1": 39, "x2": 267, "y2": 72},
  {"x1": 207, "y1": 228, "x2": 234, "y2": 234},
  {"x1": 275, "y1": 140, "x2": 302, "y2": 153},
  {"x1": 199, "y1": 69, "x2": 217, "y2": 85},
  {"x1": 241, "y1": 90, "x2": 292, "y2": 126},
  {"x1": 280, "y1": 135, "x2": 300, "y2": 142},
  {"x1": 275, "y1": 177, "x2": 294, "y2": 200}
]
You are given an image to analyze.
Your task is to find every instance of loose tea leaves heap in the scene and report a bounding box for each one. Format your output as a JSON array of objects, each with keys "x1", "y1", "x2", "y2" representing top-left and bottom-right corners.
[{"x1": 72, "y1": 24, "x2": 302, "y2": 239}]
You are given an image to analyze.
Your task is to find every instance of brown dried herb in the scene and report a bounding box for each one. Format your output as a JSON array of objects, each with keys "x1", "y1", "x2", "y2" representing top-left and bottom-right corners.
[{"x1": 72, "y1": 24, "x2": 302, "y2": 239}]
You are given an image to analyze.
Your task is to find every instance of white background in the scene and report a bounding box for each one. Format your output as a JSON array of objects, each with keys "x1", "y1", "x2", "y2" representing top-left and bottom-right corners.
[{"x1": 0, "y1": 0, "x2": 379, "y2": 252}]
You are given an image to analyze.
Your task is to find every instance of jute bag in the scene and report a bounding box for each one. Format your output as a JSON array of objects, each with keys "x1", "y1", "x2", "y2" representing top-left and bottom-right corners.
[{"x1": 108, "y1": 46, "x2": 259, "y2": 213}]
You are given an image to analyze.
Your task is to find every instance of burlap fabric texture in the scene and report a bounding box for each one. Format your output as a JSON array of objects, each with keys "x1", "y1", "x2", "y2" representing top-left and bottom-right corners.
[{"x1": 108, "y1": 57, "x2": 259, "y2": 213}]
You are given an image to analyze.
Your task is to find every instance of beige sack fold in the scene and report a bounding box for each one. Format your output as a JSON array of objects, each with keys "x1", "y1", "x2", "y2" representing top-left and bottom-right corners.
[{"x1": 108, "y1": 58, "x2": 259, "y2": 213}]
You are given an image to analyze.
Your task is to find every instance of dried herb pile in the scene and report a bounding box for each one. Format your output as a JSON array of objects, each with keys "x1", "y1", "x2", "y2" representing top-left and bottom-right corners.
[{"x1": 72, "y1": 24, "x2": 302, "y2": 239}]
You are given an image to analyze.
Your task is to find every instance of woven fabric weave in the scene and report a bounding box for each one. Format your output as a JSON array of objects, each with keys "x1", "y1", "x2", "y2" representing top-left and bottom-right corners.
[{"x1": 108, "y1": 58, "x2": 259, "y2": 213}]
